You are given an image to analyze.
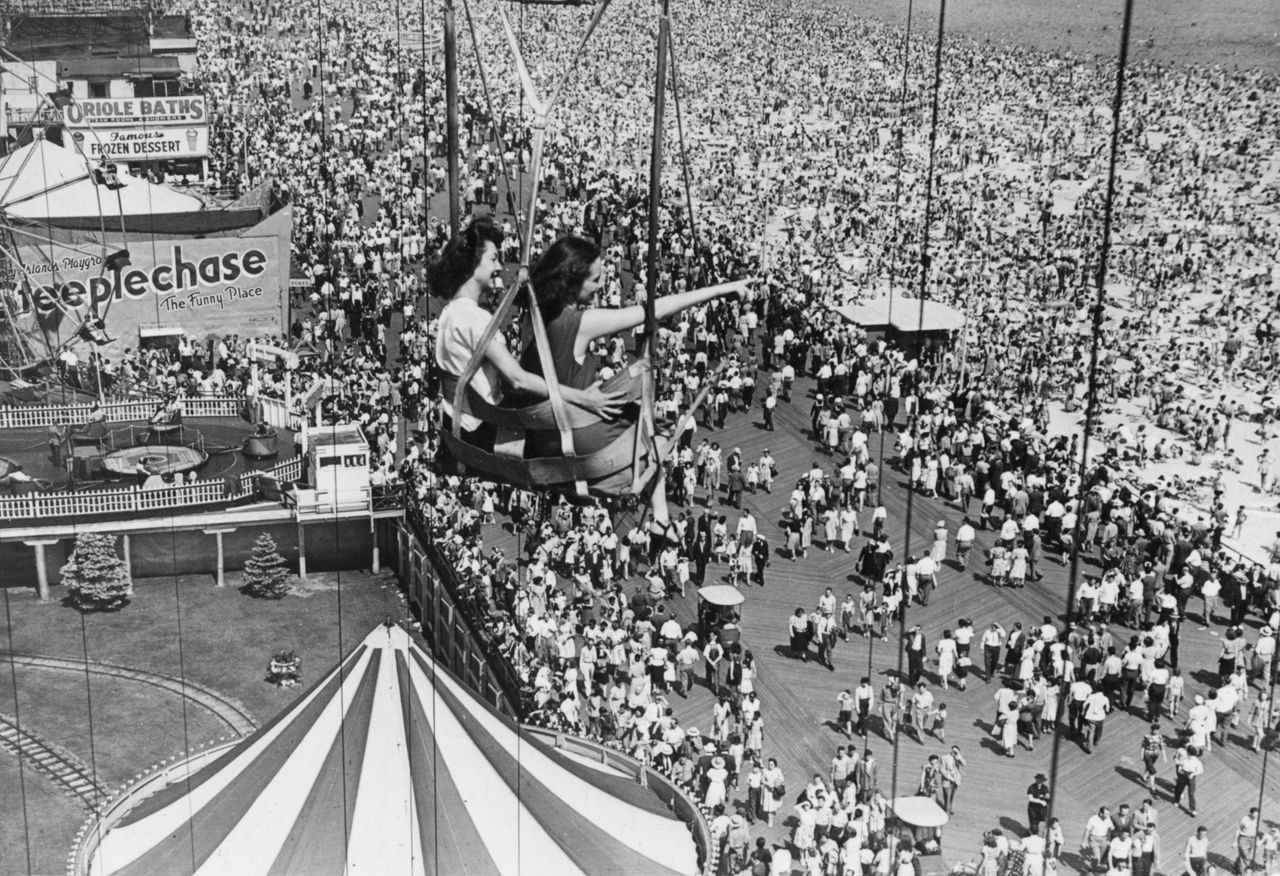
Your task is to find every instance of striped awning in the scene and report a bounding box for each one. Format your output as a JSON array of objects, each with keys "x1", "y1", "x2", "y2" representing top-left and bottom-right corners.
[{"x1": 87, "y1": 625, "x2": 698, "y2": 876}]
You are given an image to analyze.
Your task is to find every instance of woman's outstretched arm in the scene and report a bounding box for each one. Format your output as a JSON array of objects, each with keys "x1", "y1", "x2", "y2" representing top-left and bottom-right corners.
[{"x1": 574, "y1": 279, "x2": 754, "y2": 357}]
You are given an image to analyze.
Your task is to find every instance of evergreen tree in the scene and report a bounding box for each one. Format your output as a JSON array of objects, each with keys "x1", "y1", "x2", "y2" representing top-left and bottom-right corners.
[
  {"x1": 60, "y1": 533, "x2": 131, "y2": 611},
  {"x1": 242, "y1": 533, "x2": 292, "y2": 599}
]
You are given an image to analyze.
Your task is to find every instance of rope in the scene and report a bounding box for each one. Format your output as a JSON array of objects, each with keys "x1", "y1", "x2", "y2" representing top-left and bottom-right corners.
[
  {"x1": 872, "y1": 0, "x2": 915, "y2": 513},
  {"x1": 2, "y1": 587, "x2": 34, "y2": 876},
  {"x1": 887, "y1": 0, "x2": 947, "y2": 831},
  {"x1": 1043, "y1": 0, "x2": 1136, "y2": 838},
  {"x1": 164, "y1": 523, "x2": 198, "y2": 872},
  {"x1": 458, "y1": 0, "x2": 517, "y2": 220},
  {"x1": 665, "y1": 29, "x2": 702, "y2": 268}
]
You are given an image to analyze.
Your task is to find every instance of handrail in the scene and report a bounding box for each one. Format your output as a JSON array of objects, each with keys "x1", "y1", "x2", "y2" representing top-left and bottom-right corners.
[
  {"x1": 68, "y1": 681, "x2": 716, "y2": 876},
  {"x1": 401, "y1": 508, "x2": 525, "y2": 711},
  {"x1": 67, "y1": 741, "x2": 236, "y2": 876},
  {"x1": 520, "y1": 726, "x2": 717, "y2": 876}
]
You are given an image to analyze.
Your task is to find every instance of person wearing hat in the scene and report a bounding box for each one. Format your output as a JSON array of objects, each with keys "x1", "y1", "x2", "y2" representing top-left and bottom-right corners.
[
  {"x1": 1254, "y1": 626, "x2": 1276, "y2": 685},
  {"x1": 810, "y1": 394, "x2": 825, "y2": 440},
  {"x1": 758, "y1": 448, "x2": 775, "y2": 491},
  {"x1": 705, "y1": 755, "x2": 729, "y2": 809},
  {"x1": 816, "y1": 607, "x2": 838, "y2": 670},
  {"x1": 905, "y1": 624, "x2": 928, "y2": 685},
  {"x1": 1026, "y1": 772, "x2": 1051, "y2": 836},
  {"x1": 724, "y1": 814, "x2": 751, "y2": 872}
]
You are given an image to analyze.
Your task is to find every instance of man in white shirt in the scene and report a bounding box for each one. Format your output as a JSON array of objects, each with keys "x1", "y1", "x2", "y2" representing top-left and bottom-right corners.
[
  {"x1": 675, "y1": 641, "x2": 700, "y2": 698},
  {"x1": 914, "y1": 555, "x2": 938, "y2": 606},
  {"x1": 758, "y1": 450, "x2": 775, "y2": 492},
  {"x1": 1082, "y1": 807, "x2": 1113, "y2": 868},
  {"x1": 955, "y1": 519, "x2": 976, "y2": 569},
  {"x1": 1212, "y1": 683, "x2": 1238, "y2": 745},
  {"x1": 1172, "y1": 745, "x2": 1204, "y2": 815},
  {"x1": 660, "y1": 614, "x2": 683, "y2": 646},
  {"x1": 1083, "y1": 688, "x2": 1112, "y2": 754}
]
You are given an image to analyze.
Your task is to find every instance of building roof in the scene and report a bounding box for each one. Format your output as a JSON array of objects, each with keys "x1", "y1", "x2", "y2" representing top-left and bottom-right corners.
[
  {"x1": 308, "y1": 423, "x2": 369, "y2": 449},
  {"x1": 0, "y1": 140, "x2": 204, "y2": 219},
  {"x1": 84, "y1": 625, "x2": 699, "y2": 876},
  {"x1": 831, "y1": 297, "x2": 966, "y2": 333},
  {"x1": 59, "y1": 54, "x2": 181, "y2": 79},
  {"x1": 151, "y1": 14, "x2": 194, "y2": 40},
  {"x1": 7, "y1": 15, "x2": 149, "y2": 61}
]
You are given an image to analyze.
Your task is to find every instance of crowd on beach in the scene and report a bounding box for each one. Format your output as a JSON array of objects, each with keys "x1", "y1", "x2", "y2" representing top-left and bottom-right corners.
[{"x1": 34, "y1": 0, "x2": 1280, "y2": 869}]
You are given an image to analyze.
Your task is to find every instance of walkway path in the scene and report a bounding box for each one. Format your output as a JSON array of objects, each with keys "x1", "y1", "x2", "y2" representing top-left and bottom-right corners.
[{"x1": 483, "y1": 369, "x2": 1280, "y2": 872}]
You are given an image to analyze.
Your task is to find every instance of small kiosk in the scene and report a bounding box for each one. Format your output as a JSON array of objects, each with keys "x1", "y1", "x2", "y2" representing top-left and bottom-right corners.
[
  {"x1": 697, "y1": 585, "x2": 745, "y2": 646},
  {"x1": 298, "y1": 424, "x2": 370, "y2": 511},
  {"x1": 889, "y1": 796, "x2": 949, "y2": 866}
]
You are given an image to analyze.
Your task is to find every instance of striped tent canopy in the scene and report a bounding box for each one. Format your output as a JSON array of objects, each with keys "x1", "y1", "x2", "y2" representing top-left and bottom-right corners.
[{"x1": 86, "y1": 624, "x2": 699, "y2": 876}]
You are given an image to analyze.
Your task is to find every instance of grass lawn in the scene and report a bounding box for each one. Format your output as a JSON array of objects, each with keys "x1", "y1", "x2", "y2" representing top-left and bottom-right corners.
[
  {"x1": 0, "y1": 755, "x2": 84, "y2": 876},
  {"x1": 0, "y1": 570, "x2": 409, "y2": 872},
  {"x1": 0, "y1": 669, "x2": 231, "y2": 789}
]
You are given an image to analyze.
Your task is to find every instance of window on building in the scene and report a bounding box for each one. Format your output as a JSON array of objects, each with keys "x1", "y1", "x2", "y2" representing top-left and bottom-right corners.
[
  {"x1": 88, "y1": 82, "x2": 108, "y2": 98},
  {"x1": 134, "y1": 79, "x2": 181, "y2": 98}
]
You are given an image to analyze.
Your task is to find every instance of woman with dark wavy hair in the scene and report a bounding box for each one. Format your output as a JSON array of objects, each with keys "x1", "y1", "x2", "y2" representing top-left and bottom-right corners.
[
  {"x1": 514, "y1": 234, "x2": 747, "y2": 525},
  {"x1": 431, "y1": 218, "x2": 622, "y2": 451}
]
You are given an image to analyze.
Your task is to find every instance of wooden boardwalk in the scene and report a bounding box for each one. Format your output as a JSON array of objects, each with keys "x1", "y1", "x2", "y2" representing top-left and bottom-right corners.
[{"x1": 481, "y1": 373, "x2": 1280, "y2": 874}]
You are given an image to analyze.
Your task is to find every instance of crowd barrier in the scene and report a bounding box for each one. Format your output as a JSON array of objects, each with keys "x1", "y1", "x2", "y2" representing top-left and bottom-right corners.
[
  {"x1": 391, "y1": 512, "x2": 717, "y2": 874},
  {"x1": 0, "y1": 457, "x2": 304, "y2": 522},
  {"x1": 0, "y1": 397, "x2": 243, "y2": 430},
  {"x1": 394, "y1": 513, "x2": 523, "y2": 716}
]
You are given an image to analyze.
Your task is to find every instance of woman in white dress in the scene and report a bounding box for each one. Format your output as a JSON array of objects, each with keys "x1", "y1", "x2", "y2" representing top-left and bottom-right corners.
[
  {"x1": 704, "y1": 756, "x2": 729, "y2": 809},
  {"x1": 1009, "y1": 544, "x2": 1029, "y2": 588},
  {"x1": 936, "y1": 630, "x2": 958, "y2": 689},
  {"x1": 930, "y1": 521, "x2": 948, "y2": 564},
  {"x1": 793, "y1": 800, "x2": 818, "y2": 853},
  {"x1": 1000, "y1": 704, "x2": 1019, "y2": 756},
  {"x1": 762, "y1": 758, "x2": 786, "y2": 826},
  {"x1": 739, "y1": 651, "x2": 756, "y2": 697},
  {"x1": 824, "y1": 508, "x2": 841, "y2": 551},
  {"x1": 840, "y1": 507, "x2": 858, "y2": 552}
]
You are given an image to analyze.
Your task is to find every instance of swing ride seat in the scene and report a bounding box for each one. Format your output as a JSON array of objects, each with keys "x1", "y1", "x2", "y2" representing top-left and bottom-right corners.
[
  {"x1": 439, "y1": 358, "x2": 657, "y2": 495},
  {"x1": 441, "y1": 0, "x2": 725, "y2": 498}
]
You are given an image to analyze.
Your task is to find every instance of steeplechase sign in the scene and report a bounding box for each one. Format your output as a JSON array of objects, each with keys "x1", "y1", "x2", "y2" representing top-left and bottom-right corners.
[{"x1": 0, "y1": 237, "x2": 285, "y2": 353}]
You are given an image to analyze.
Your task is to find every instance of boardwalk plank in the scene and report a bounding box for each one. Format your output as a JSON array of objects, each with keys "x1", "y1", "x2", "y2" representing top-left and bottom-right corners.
[{"x1": 479, "y1": 373, "x2": 1280, "y2": 873}]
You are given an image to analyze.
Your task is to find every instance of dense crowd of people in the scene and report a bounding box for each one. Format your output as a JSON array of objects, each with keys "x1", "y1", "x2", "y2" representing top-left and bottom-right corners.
[{"x1": 30, "y1": 0, "x2": 1277, "y2": 869}]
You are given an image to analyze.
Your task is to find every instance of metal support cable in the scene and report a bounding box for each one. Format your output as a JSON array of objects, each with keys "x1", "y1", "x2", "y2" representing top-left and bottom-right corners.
[
  {"x1": 3, "y1": 587, "x2": 34, "y2": 876},
  {"x1": 1043, "y1": 0, "x2": 1135, "y2": 839},
  {"x1": 886, "y1": 0, "x2": 946, "y2": 826},
  {"x1": 665, "y1": 30, "x2": 701, "y2": 264}
]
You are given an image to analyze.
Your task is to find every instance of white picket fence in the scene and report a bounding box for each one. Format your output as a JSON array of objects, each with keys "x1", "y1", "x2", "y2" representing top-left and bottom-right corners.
[
  {"x1": 0, "y1": 457, "x2": 303, "y2": 521},
  {"x1": 0, "y1": 397, "x2": 244, "y2": 430}
]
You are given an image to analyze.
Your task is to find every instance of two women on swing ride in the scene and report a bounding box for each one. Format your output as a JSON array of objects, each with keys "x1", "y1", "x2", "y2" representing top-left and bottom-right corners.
[{"x1": 431, "y1": 216, "x2": 748, "y2": 539}]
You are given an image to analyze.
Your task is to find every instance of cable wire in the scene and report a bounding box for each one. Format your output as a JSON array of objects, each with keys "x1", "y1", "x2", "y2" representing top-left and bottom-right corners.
[
  {"x1": 2, "y1": 585, "x2": 34, "y2": 876},
  {"x1": 1042, "y1": 0, "x2": 1136, "y2": 838},
  {"x1": 886, "y1": 0, "x2": 946, "y2": 830}
]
